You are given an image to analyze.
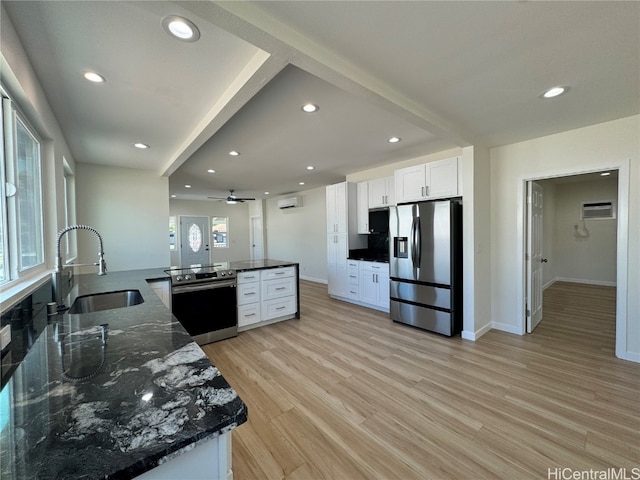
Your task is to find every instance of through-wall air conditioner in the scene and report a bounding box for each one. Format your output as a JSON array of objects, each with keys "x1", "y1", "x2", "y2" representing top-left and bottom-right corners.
[
  {"x1": 581, "y1": 201, "x2": 615, "y2": 220},
  {"x1": 277, "y1": 196, "x2": 302, "y2": 209}
]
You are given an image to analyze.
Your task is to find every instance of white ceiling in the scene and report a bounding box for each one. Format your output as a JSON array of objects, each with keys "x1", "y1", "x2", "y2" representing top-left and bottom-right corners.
[{"x1": 3, "y1": 1, "x2": 638, "y2": 201}]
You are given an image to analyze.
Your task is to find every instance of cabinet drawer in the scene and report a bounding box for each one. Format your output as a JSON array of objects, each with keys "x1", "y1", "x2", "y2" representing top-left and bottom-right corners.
[
  {"x1": 238, "y1": 303, "x2": 261, "y2": 327},
  {"x1": 346, "y1": 287, "x2": 360, "y2": 301},
  {"x1": 237, "y1": 271, "x2": 260, "y2": 283},
  {"x1": 262, "y1": 277, "x2": 296, "y2": 301},
  {"x1": 237, "y1": 282, "x2": 260, "y2": 305},
  {"x1": 261, "y1": 266, "x2": 295, "y2": 280},
  {"x1": 262, "y1": 296, "x2": 296, "y2": 321}
]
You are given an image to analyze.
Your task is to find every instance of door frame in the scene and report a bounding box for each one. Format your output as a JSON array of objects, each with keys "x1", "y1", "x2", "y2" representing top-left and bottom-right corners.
[{"x1": 516, "y1": 159, "x2": 629, "y2": 360}]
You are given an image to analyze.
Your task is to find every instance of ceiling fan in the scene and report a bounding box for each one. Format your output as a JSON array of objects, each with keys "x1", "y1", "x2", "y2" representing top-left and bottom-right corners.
[{"x1": 208, "y1": 189, "x2": 256, "y2": 204}]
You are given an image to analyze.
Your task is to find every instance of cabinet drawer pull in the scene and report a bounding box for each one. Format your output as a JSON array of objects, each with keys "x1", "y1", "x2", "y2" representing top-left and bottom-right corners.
[
  {"x1": 244, "y1": 292, "x2": 255, "y2": 296},
  {"x1": 244, "y1": 275, "x2": 256, "y2": 279},
  {"x1": 244, "y1": 313, "x2": 256, "y2": 317},
  {"x1": 276, "y1": 287, "x2": 286, "y2": 291},
  {"x1": 275, "y1": 271, "x2": 285, "y2": 275},
  {"x1": 276, "y1": 306, "x2": 286, "y2": 310}
]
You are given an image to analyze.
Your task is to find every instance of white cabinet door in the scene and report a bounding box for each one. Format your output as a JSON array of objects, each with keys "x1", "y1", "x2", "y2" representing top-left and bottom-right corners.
[
  {"x1": 369, "y1": 176, "x2": 395, "y2": 208},
  {"x1": 429, "y1": 157, "x2": 459, "y2": 199},
  {"x1": 384, "y1": 176, "x2": 395, "y2": 206},
  {"x1": 237, "y1": 282, "x2": 260, "y2": 305},
  {"x1": 357, "y1": 182, "x2": 369, "y2": 234},
  {"x1": 394, "y1": 157, "x2": 460, "y2": 203},
  {"x1": 394, "y1": 164, "x2": 428, "y2": 203},
  {"x1": 359, "y1": 269, "x2": 378, "y2": 305},
  {"x1": 326, "y1": 182, "x2": 348, "y2": 233},
  {"x1": 327, "y1": 233, "x2": 348, "y2": 296},
  {"x1": 359, "y1": 261, "x2": 390, "y2": 309},
  {"x1": 238, "y1": 303, "x2": 261, "y2": 327}
]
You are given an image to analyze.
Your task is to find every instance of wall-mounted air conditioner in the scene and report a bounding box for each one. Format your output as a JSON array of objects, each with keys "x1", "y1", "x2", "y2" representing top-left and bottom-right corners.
[
  {"x1": 277, "y1": 196, "x2": 302, "y2": 209},
  {"x1": 581, "y1": 201, "x2": 615, "y2": 220}
]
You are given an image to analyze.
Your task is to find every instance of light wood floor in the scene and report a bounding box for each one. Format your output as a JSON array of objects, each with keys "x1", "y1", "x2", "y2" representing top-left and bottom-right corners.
[{"x1": 203, "y1": 281, "x2": 640, "y2": 479}]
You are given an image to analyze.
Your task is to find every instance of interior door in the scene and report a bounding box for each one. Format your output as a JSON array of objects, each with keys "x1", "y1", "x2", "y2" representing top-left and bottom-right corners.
[
  {"x1": 179, "y1": 216, "x2": 210, "y2": 268},
  {"x1": 526, "y1": 181, "x2": 544, "y2": 333},
  {"x1": 250, "y1": 216, "x2": 264, "y2": 261}
]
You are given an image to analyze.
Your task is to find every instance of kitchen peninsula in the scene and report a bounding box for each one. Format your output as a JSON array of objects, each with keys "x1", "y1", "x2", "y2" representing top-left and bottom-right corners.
[{"x1": 0, "y1": 269, "x2": 247, "y2": 480}]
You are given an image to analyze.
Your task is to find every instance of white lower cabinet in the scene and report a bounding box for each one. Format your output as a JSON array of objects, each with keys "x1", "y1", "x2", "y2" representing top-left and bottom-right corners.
[
  {"x1": 237, "y1": 272, "x2": 261, "y2": 328},
  {"x1": 359, "y1": 261, "x2": 390, "y2": 312},
  {"x1": 346, "y1": 260, "x2": 360, "y2": 301},
  {"x1": 237, "y1": 266, "x2": 298, "y2": 331}
]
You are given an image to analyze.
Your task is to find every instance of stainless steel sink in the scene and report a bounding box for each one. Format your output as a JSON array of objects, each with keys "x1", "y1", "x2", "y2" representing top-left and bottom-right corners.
[{"x1": 69, "y1": 290, "x2": 144, "y2": 314}]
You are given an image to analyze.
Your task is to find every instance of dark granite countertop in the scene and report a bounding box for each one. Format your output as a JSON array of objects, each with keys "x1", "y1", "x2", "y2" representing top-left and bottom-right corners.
[
  {"x1": 229, "y1": 259, "x2": 298, "y2": 271},
  {"x1": 0, "y1": 268, "x2": 247, "y2": 480},
  {"x1": 347, "y1": 249, "x2": 389, "y2": 263}
]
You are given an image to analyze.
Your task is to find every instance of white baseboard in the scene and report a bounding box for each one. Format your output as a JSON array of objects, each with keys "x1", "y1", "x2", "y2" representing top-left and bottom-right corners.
[
  {"x1": 617, "y1": 350, "x2": 640, "y2": 364},
  {"x1": 491, "y1": 321, "x2": 523, "y2": 336},
  {"x1": 461, "y1": 321, "x2": 493, "y2": 341},
  {"x1": 300, "y1": 275, "x2": 328, "y2": 284},
  {"x1": 552, "y1": 276, "x2": 616, "y2": 287}
]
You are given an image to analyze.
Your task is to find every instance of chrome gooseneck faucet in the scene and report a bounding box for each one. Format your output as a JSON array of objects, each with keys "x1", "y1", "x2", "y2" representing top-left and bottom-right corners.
[{"x1": 53, "y1": 225, "x2": 107, "y2": 309}]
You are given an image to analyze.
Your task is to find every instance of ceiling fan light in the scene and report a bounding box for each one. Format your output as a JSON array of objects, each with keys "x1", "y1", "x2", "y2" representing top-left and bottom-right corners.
[{"x1": 227, "y1": 200, "x2": 237, "y2": 205}]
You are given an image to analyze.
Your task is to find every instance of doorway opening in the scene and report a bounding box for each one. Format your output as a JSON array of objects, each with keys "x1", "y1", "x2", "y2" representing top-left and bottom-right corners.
[{"x1": 520, "y1": 166, "x2": 629, "y2": 360}]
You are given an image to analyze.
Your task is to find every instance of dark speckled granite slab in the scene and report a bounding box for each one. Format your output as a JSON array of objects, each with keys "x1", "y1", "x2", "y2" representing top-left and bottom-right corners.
[{"x1": 0, "y1": 269, "x2": 247, "y2": 479}]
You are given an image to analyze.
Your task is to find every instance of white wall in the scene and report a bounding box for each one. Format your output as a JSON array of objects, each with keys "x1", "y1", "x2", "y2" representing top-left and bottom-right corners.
[
  {"x1": 490, "y1": 115, "x2": 639, "y2": 361},
  {"x1": 169, "y1": 199, "x2": 250, "y2": 266},
  {"x1": 1, "y1": 5, "x2": 75, "y2": 270},
  {"x1": 553, "y1": 178, "x2": 618, "y2": 285},
  {"x1": 264, "y1": 187, "x2": 328, "y2": 283},
  {"x1": 76, "y1": 164, "x2": 170, "y2": 271}
]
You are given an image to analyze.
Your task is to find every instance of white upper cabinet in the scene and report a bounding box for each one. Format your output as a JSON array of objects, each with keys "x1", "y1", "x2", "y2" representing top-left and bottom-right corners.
[
  {"x1": 368, "y1": 176, "x2": 395, "y2": 208},
  {"x1": 357, "y1": 181, "x2": 369, "y2": 234},
  {"x1": 326, "y1": 182, "x2": 348, "y2": 233},
  {"x1": 394, "y1": 156, "x2": 460, "y2": 204}
]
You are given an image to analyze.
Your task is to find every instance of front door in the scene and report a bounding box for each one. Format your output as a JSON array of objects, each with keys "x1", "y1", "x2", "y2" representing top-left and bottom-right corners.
[
  {"x1": 526, "y1": 181, "x2": 544, "y2": 333},
  {"x1": 179, "y1": 216, "x2": 210, "y2": 268}
]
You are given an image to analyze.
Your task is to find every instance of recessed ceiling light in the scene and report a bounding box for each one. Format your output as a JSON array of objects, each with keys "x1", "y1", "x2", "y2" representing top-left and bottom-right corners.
[
  {"x1": 162, "y1": 16, "x2": 200, "y2": 42},
  {"x1": 388, "y1": 136, "x2": 401, "y2": 143},
  {"x1": 264, "y1": 192, "x2": 270, "y2": 195},
  {"x1": 600, "y1": 172, "x2": 611, "y2": 176},
  {"x1": 306, "y1": 165, "x2": 315, "y2": 170},
  {"x1": 229, "y1": 150, "x2": 240, "y2": 156},
  {"x1": 83, "y1": 71, "x2": 105, "y2": 83},
  {"x1": 542, "y1": 86, "x2": 568, "y2": 99},
  {"x1": 299, "y1": 182, "x2": 305, "y2": 186},
  {"x1": 207, "y1": 169, "x2": 216, "y2": 173},
  {"x1": 302, "y1": 103, "x2": 319, "y2": 113},
  {"x1": 170, "y1": 194, "x2": 176, "y2": 198},
  {"x1": 133, "y1": 143, "x2": 149, "y2": 149},
  {"x1": 185, "y1": 184, "x2": 192, "y2": 188}
]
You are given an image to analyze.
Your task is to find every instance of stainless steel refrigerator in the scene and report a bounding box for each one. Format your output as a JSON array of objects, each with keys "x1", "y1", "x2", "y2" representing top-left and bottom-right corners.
[{"x1": 389, "y1": 199, "x2": 462, "y2": 336}]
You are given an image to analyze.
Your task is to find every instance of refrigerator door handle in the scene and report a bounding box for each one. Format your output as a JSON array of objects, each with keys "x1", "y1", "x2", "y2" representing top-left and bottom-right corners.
[
  {"x1": 415, "y1": 216, "x2": 422, "y2": 266},
  {"x1": 410, "y1": 217, "x2": 419, "y2": 268}
]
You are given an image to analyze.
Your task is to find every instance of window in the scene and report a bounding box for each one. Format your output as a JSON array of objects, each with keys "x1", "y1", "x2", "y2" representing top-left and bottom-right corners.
[
  {"x1": 1, "y1": 93, "x2": 45, "y2": 284},
  {"x1": 63, "y1": 158, "x2": 77, "y2": 261},
  {"x1": 211, "y1": 217, "x2": 228, "y2": 248}
]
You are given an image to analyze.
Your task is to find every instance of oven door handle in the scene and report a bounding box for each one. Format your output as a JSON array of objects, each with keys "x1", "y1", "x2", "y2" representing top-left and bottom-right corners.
[{"x1": 172, "y1": 280, "x2": 237, "y2": 294}]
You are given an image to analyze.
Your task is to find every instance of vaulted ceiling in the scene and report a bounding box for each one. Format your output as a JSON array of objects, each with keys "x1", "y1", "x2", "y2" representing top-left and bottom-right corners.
[{"x1": 3, "y1": 1, "x2": 638, "y2": 200}]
